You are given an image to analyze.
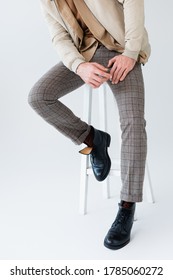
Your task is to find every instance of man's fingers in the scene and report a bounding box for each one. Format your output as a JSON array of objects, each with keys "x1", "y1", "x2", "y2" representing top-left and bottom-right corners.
[
  {"x1": 93, "y1": 62, "x2": 109, "y2": 72},
  {"x1": 89, "y1": 74, "x2": 108, "y2": 88},
  {"x1": 107, "y1": 57, "x2": 116, "y2": 68},
  {"x1": 94, "y1": 74, "x2": 110, "y2": 86},
  {"x1": 96, "y1": 72, "x2": 111, "y2": 80},
  {"x1": 89, "y1": 79, "x2": 103, "y2": 88},
  {"x1": 119, "y1": 69, "x2": 129, "y2": 81},
  {"x1": 107, "y1": 55, "x2": 136, "y2": 84},
  {"x1": 110, "y1": 63, "x2": 117, "y2": 77},
  {"x1": 114, "y1": 68, "x2": 125, "y2": 83},
  {"x1": 76, "y1": 61, "x2": 112, "y2": 86},
  {"x1": 93, "y1": 64, "x2": 111, "y2": 79}
]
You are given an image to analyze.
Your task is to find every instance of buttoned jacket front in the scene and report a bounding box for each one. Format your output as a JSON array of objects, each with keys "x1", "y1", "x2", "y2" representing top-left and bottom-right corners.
[{"x1": 40, "y1": 0, "x2": 151, "y2": 72}]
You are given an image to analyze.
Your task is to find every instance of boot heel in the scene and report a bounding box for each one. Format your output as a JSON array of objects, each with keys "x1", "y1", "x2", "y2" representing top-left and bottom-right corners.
[{"x1": 106, "y1": 134, "x2": 111, "y2": 147}]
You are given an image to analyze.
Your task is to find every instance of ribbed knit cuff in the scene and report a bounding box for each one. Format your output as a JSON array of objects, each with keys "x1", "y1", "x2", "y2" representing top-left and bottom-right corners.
[
  {"x1": 71, "y1": 58, "x2": 86, "y2": 73},
  {"x1": 122, "y1": 50, "x2": 139, "y2": 61}
]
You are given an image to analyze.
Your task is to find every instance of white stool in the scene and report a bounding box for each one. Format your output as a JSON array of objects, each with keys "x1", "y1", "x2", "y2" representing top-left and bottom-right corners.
[{"x1": 79, "y1": 84, "x2": 154, "y2": 215}]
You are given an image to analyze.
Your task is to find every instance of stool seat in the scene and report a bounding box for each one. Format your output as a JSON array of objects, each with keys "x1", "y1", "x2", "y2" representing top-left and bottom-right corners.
[{"x1": 79, "y1": 84, "x2": 154, "y2": 215}]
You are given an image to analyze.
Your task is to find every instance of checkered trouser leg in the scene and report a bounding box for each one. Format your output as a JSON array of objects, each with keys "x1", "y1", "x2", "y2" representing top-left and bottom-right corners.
[
  {"x1": 28, "y1": 62, "x2": 90, "y2": 144},
  {"x1": 90, "y1": 46, "x2": 147, "y2": 202},
  {"x1": 108, "y1": 66, "x2": 147, "y2": 202},
  {"x1": 29, "y1": 46, "x2": 147, "y2": 202}
]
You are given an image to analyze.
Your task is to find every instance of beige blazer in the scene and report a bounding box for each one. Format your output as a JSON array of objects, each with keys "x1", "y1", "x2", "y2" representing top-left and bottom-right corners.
[{"x1": 40, "y1": 0, "x2": 151, "y2": 72}]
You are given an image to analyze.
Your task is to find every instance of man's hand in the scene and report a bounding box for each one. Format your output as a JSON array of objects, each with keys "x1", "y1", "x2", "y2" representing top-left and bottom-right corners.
[
  {"x1": 107, "y1": 55, "x2": 136, "y2": 84},
  {"x1": 76, "y1": 62, "x2": 111, "y2": 88}
]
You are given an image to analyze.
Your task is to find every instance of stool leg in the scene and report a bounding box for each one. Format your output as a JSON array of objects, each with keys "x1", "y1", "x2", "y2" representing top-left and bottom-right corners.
[
  {"x1": 144, "y1": 161, "x2": 155, "y2": 203},
  {"x1": 79, "y1": 154, "x2": 89, "y2": 215},
  {"x1": 98, "y1": 84, "x2": 110, "y2": 199},
  {"x1": 79, "y1": 85, "x2": 92, "y2": 215}
]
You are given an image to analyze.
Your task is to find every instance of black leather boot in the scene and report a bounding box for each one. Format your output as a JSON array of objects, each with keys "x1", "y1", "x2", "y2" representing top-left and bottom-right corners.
[
  {"x1": 90, "y1": 128, "x2": 111, "y2": 181},
  {"x1": 104, "y1": 201, "x2": 136, "y2": 250},
  {"x1": 80, "y1": 128, "x2": 111, "y2": 181}
]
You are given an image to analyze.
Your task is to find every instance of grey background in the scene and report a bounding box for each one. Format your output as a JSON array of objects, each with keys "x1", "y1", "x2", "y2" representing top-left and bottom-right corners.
[{"x1": 0, "y1": 0, "x2": 173, "y2": 259}]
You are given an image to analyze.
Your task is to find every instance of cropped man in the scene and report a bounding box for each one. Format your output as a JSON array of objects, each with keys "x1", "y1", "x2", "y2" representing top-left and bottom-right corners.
[{"x1": 28, "y1": 0, "x2": 151, "y2": 250}]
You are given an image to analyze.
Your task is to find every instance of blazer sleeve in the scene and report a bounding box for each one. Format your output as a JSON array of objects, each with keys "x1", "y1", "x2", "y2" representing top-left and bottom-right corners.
[
  {"x1": 40, "y1": 2, "x2": 86, "y2": 72},
  {"x1": 118, "y1": 0, "x2": 145, "y2": 60}
]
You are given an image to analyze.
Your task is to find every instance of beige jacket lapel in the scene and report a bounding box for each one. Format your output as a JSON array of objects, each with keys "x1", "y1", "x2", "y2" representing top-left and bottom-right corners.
[
  {"x1": 83, "y1": 0, "x2": 125, "y2": 45},
  {"x1": 54, "y1": 0, "x2": 83, "y2": 42},
  {"x1": 73, "y1": 0, "x2": 121, "y2": 48}
]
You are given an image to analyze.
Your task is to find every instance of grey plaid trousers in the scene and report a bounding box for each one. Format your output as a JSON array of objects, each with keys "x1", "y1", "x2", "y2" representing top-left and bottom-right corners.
[{"x1": 28, "y1": 46, "x2": 147, "y2": 202}]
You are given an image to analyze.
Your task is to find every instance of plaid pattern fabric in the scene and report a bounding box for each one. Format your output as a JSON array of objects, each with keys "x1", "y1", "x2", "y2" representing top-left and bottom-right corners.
[
  {"x1": 28, "y1": 46, "x2": 147, "y2": 202},
  {"x1": 28, "y1": 63, "x2": 89, "y2": 144}
]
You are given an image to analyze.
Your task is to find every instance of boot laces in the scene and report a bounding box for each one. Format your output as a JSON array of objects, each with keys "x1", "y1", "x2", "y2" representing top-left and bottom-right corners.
[{"x1": 112, "y1": 210, "x2": 127, "y2": 227}]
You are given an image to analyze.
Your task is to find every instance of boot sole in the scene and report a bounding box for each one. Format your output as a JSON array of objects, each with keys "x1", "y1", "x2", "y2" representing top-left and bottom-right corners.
[{"x1": 104, "y1": 238, "x2": 130, "y2": 250}]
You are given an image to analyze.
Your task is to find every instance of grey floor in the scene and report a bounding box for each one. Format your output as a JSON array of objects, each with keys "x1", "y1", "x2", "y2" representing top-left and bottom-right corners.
[{"x1": 0, "y1": 141, "x2": 172, "y2": 260}]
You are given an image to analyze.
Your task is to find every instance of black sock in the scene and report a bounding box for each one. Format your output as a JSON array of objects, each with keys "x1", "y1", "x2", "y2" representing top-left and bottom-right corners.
[
  {"x1": 121, "y1": 200, "x2": 135, "y2": 209},
  {"x1": 84, "y1": 126, "x2": 94, "y2": 147}
]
